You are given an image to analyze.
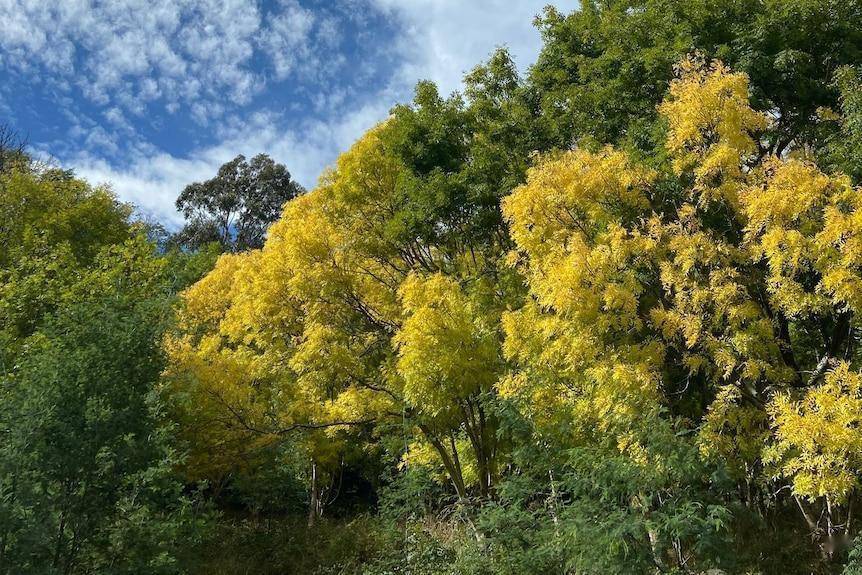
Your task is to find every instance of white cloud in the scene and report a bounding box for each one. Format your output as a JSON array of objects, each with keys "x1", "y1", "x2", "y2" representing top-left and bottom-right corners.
[
  {"x1": 260, "y1": 0, "x2": 317, "y2": 81},
  {"x1": 0, "y1": 0, "x2": 340, "y2": 122},
  {"x1": 72, "y1": 101, "x2": 392, "y2": 226},
  {"x1": 372, "y1": 0, "x2": 579, "y2": 96},
  {"x1": 19, "y1": 0, "x2": 582, "y2": 227}
]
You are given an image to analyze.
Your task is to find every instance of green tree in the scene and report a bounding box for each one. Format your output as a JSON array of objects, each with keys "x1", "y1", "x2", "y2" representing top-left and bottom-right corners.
[
  {"x1": 531, "y1": 0, "x2": 862, "y2": 155},
  {"x1": 823, "y1": 66, "x2": 862, "y2": 183},
  {"x1": 174, "y1": 154, "x2": 304, "y2": 252},
  {"x1": 0, "y1": 169, "x2": 132, "y2": 363},
  {"x1": 0, "y1": 237, "x2": 206, "y2": 575}
]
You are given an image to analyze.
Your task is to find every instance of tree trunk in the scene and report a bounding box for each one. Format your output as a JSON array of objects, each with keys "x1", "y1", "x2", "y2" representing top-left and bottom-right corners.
[
  {"x1": 459, "y1": 398, "x2": 496, "y2": 499},
  {"x1": 52, "y1": 509, "x2": 67, "y2": 570},
  {"x1": 419, "y1": 425, "x2": 467, "y2": 499},
  {"x1": 308, "y1": 460, "x2": 320, "y2": 527}
]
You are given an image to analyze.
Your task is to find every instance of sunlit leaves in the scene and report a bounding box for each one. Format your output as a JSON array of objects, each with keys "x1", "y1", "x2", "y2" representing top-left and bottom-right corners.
[
  {"x1": 504, "y1": 55, "x2": 862, "y2": 524},
  {"x1": 395, "y1": 273, "x2": 499, "y2": 419},
  {"x1": 659, "y1": 56, "x2": 767, "y2": 208},
  {"x1": 767, "y1": 364, "x2": 862, "y2": 502}
]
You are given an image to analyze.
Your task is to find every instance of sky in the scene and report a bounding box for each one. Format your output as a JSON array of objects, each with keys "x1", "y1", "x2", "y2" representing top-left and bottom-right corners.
[{"x1": 0, "y1": 0, "x2": 577, "y2": 226}]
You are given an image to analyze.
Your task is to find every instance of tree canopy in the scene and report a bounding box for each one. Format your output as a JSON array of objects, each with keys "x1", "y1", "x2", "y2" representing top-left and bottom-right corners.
[
  {"x1": 174, "y1": 153, "x2": 304, "y2": 252},
  {"x1": 168, "y1": 47, "x2": 862, "y2": 575},
  {"x1": 6, "y1": 2, "x2": 862, "y2": 573}
]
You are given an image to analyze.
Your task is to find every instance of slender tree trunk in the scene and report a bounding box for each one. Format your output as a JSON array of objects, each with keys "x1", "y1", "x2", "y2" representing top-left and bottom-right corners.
[
  {"x1": 419, "y1": 425, "x2": 467, "y2": 499},
  {"x1": 548, "y1": 470, "x2": 560, "y2": 531},
  {"x1": 52, "y1": 509, "x2": 67, "y2": 570},
  {"x1": 795, "y1": 496, "x2": 819, "y2": 532},
  {"x1": 647, "y1": 527, "x2": 665, "y2": 570},
  {"x1": 0, "y1": 527, "x2": 7, "y2": 575},
  {"x1": 794, "y1": 494, "x2": 832, "y2": 561},
  {"x1": 826, "y1": 497, "x2": 836, "y2": 560},
  {"x1": 308, "y1": 460, "x2": 320, "y2": 527},
  {"x1": 62, "y1": 526, "x2": 81, "y2": 575},
  {"x1": 474, "y1": 403, "x2": 491, "y2": 499},
  {"x1": 459, "y1": 398, "x2": 495, "y2": 499}
]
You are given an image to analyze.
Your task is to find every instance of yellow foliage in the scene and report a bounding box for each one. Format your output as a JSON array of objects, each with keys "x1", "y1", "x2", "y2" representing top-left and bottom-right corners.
[
  {"x1": 165, "y1": 123, "x2": 504, "y2": 488},
  {"x1": 401, "y1": 437, "x2": 479, "y2": 488},
  {"x1": 176, "y1": 252, "x2": 249, "y2": 338},
  {"x1": 698, "y1": 385, "x2": 769, "y2": 479},
  {"x1": 502, "y1": 147, "x2": 656, "y2": 332},
  {"x1": 394, "y1": 273, "x2": 499, "y2": 420},
  {"x1": 502, "y1": 146, "x2": 664, "y2": 444},
  {"x1": 503, "y1": 146, "x2": 653, "y2": 265},
  {"x1": 654, "y1": 206, "x2": 789, "y2": 386},
  {"x1": 766, "y1": 364, "x2": 862, "y2": 502},
  {"x1": 499, "y1": 55, "x2": 862, "y2": 485},
  {"x1": 659, "y1": 55, "x2": 767, "y2": 206},
  {"x1": 164, "y1": 53, "x2": 862, "y2": 509},
  {"x1": 741, "y1": 159, "x2": 852, "y2": 316}
]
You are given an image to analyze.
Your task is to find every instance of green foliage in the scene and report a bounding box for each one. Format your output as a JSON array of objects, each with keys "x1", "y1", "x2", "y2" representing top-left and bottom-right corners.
[
  {"x1": 845, "y1": 538, "x2": 862, "y2": 574},
  {"x1": 531, "y1": 0, "x2": 862, "y2": 154},
  {"x1": 0, "y1": 169, "x2": 133, "y2": 348},
  {"x1": 174, "y1": 153, "x2": 304, "y2": 252},
  {"x1": 0, "y1": 169, "x2": 213, "y2": 574},
  {"x1": 184, "y1": 517, "x2": 396, "y2": 575},
  {"x1": 0, "y1": 271, "x2": 207, "y2": 574},
  {"x1": 0, "y1": 169, "x2": 131, "y2": 269},
  {"x1": 823, "y1": 66, "x2": 862, "y2": 183},
  {"x1": 8, "y1": 2, "x2": 862, "y2": 573}
]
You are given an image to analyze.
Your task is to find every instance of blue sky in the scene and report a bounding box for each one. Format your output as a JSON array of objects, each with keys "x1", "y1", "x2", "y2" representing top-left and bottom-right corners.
[{"x1": 0, "y1": 0, "x2": 577, "y2": 226}]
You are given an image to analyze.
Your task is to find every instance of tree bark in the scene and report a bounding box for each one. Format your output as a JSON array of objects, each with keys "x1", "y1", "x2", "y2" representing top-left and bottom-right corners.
[
  {"x1": 307, "y1": 460, "x2": 321, "y2": 527},
  {"x1": 419, "y1": 424, "x2": 467, "y2": 499}
]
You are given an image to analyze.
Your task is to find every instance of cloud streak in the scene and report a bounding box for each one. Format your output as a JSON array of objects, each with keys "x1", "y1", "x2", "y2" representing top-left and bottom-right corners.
[{"x1": 374, "y1": 0, "x2": 576, "y2": 96}]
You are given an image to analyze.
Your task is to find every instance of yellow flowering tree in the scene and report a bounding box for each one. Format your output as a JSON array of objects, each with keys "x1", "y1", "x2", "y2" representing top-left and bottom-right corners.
[
  {"x1": 502, "y1": 55, "x2": 862, "y2": 559},
  {"x1": 167, "y1": 121, "x2": 512, "y2": 501}
]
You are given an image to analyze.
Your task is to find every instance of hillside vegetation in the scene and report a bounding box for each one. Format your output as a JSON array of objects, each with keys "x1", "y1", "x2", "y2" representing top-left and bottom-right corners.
[{"x1": 3, "y1": 1, "x2": 862, "y2": 573}]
